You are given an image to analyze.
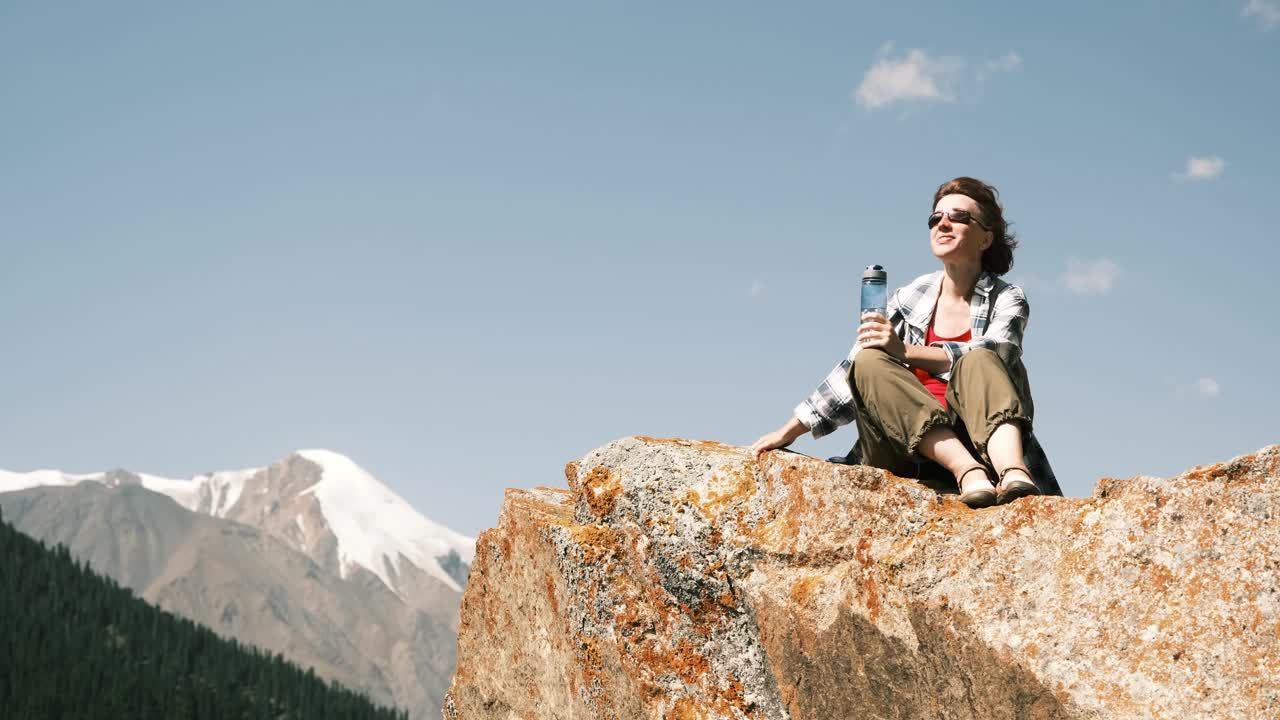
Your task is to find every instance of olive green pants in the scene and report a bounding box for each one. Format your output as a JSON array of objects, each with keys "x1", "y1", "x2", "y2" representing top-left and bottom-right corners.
[{"x1": 849, "y1": 348, "x2": 1032, "y2": 486}]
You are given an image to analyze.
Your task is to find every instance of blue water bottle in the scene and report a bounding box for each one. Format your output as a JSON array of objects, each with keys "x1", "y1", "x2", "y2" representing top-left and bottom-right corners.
[{"x1": 861, "y1": 265, "x2": 887, "y2": 317}]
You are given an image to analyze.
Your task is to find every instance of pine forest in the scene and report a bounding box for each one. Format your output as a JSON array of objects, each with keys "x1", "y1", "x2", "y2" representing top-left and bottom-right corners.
[{"x1": 0, "y1": 506, "x2": 408, "y2": 720}]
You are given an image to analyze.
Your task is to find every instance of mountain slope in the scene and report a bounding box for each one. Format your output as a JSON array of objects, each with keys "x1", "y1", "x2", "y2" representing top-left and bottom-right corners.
[{"x1": 0, "y1": 505, "x2": 406, "y2": 720}]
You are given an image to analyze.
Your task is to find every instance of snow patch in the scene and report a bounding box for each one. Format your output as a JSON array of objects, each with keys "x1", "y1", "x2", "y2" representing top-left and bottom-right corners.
[
  {"x1": 137, "y1": 468, "x2": 258, "y2": 515},
  {"x1": 194, "y1": 468, "x2": 259, "y2": 517},
  {"x1": 1, "y1": 466, "x2": 261, "y2": 517},
  {"x1": 138, "y1": 473, "x2": 203, "y2": 511},
  {"x1": 0, "y1": 469, "x2": 102, "y2": 494}
]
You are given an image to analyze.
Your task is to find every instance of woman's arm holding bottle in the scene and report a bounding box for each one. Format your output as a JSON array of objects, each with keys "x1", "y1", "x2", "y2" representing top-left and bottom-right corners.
[{"x1": 858, "y1": 311, "x2": 951, "y2": 374}]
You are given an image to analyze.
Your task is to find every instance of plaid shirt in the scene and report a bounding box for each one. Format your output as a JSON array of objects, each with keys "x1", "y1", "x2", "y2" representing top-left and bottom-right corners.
[{"x1": 793, "y1": 270, "x2": 1060, "y2": 495}]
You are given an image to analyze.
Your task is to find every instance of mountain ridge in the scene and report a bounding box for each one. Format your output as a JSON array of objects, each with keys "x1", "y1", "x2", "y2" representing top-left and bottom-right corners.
[{"x1": 0, "y1": 448, "x2": 474, "y2": 598}]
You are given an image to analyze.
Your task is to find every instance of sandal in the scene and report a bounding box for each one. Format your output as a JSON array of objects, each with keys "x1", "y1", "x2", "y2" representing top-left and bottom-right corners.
[
  {"x1": 996, "y1": 466, "x2": 1041, "y2": 505},
  {"x1": 956, "y1": 464, "x2": 997, "y2": 509}
]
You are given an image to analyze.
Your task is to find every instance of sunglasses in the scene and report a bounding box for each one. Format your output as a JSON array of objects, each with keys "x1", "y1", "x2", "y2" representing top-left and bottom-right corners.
[{"x1": 928, "y1": 209, "x2": 990, "y2": 231}]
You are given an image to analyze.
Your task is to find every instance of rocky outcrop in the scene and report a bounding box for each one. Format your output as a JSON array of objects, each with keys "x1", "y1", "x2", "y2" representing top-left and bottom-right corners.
[{"x1": 445, "y1": 437, "x2": 1280, "y2": 719}]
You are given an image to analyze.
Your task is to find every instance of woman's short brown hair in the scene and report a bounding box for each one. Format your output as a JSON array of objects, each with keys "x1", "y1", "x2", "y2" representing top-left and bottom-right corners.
[{"x1": 933, "y1": 176, "x2": 1017, "y2": 275}]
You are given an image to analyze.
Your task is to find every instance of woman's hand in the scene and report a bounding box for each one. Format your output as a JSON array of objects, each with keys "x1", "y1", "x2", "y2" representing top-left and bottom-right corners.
[
  {"x1": 750, "y1": 417, "x2": 808, "y2": 459},
  {"x1": 858, "y1": 311, "x2": 905, "y2": 360},
  {"x1": 750, "y1": 429, "x2": 792, "y2": 458}
]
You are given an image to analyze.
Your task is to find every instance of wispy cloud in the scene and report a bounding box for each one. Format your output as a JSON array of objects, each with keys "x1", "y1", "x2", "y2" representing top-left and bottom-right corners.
[
  {"x1": 1175, "y1": 155, "x2": 1226, "y2": 181},
  {"x1": 856, "y1": 48, "x2": 958, "y2": 109},
  {"x1": 749, "y1": 279, "x2": 764, "y2": 298},
  {"x1": 854, "y1": 46, "x2": 1020, "y2": 111},
  {"x1": 1243, "y1": 0, "x2": 1280, "y2": 30},
  {"x1": 1060, "y1": 258, "x2": 1120, "y2": 296},
  {"x1": 984, "y1": 50, "x2": 1023, "y2": 74},
  {"x1": 1195, "y1": 377, "x2": 1221, "y2": 398},
  {"x1": 1005, "y1": 271, "x2": 1046, "y2": 293}
]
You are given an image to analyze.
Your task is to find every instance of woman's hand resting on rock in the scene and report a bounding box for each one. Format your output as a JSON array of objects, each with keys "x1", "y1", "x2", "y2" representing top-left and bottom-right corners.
[
  {"x1": 750, "y1": 417, "x2": 809, "y2": 459},
  {"x1": 750, "y1": 429, "x2": 791, "y2": 458}
]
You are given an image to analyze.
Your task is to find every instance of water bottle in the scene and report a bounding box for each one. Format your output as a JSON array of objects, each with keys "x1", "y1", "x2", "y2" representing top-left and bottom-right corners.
[{"x1": 860, "y1": 265, "x2": 887, "y2": 317}]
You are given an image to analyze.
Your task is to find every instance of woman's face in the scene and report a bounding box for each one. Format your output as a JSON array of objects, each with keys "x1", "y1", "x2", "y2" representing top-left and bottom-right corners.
[{"x1": 930, "y1": 193, "x2": 991, "y2": 266}]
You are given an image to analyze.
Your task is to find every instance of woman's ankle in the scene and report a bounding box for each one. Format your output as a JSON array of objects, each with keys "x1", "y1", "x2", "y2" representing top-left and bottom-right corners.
[
  {"x1": 997, "y1": 465, "x2": 1033, "y2": 487},
  {"x1": 957, "y1": 465, "x2": 995, "y2": 492}
]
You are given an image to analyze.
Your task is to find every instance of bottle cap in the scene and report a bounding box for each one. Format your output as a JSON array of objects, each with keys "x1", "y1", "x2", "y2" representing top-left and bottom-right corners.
[{"x1": 862, "y1": 265, "x2": 886, "y2": 282}]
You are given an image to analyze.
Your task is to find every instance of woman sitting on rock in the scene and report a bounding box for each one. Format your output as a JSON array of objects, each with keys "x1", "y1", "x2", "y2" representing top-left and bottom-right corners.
[{"x1": 751, "y1": 176, "x2": 1061, "y2": 507}]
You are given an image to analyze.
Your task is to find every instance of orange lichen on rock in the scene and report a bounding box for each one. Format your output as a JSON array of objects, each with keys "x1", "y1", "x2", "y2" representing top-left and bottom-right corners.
[
  {"x1": 702, "y1": 464, "x2": 757, "y2": 518},
  {"x1": 778, "y1": 464, "x2": 807, "y2": 543},
  {"x1": 789, "y1": 575, "x2": 821, "y2": 607},
  {"x1": 686, "y1": 591, "x2": 737, "y2": 623},
  {"x1": 613, "y1": 596, "x2": 653, "y2": 636},
  {"x1": 1145, "y1": 562, "x2": 1175, "y2": 593},
  {"x1": 636, "y1": 639, "x2": 712, "y2": 686},
  {"x1": 505, "y1": 487, "x2": 573, "y2": 523},
  {"x1": 582, "y1": 466, "x2": 623, "y2": 518},
  {"x1": 853, "y1": 529, "x2": 883, "y2": 622},
  {"x1": 635, "y1": 436, "x2": 738, "y2": 453},
  {"x1": 564, "y1": 460, "x2": 581, "y2": 491},
  {"x1": 1182, "y1": 462, "x2": 1228, "y2": 482},
  {"x1": 853, "y1": 529, "x2": 873, "y2": 568},
  {"x1": 668, "y1": 696, "x2": 708, "y2": 720},
  {"x1": 681, "y1": 465, "x2": 758, "y2": 529},
  {"x1": 544, "y1": 576, "x2": 560, "y2": 617},
  {"x1": 576, "y1": 635, "x2": 608, "y2": 696},
  {"x1": 568, "y1": 523, "x2": 623, "y2": 565}
]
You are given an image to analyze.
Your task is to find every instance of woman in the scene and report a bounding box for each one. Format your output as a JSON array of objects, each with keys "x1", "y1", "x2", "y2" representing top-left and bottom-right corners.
[{"x1": 750, "y1": 177, "x2": 1061, "y2": 507}]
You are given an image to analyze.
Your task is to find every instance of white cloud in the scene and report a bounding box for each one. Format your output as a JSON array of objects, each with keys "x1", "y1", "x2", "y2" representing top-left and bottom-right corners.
[
  {"x1": 1175, "y1": 156, "x2": 1226, "y2": 181},
  {"x1": 1195, "y1": 377, "x2": 1221, "y2": 397},
  {"x1": 1060, "y1": 258, "x2": 1120, "y2": 296},
  {"x1": 985, "y1": 50, "x2": 1023, "y2": 74},
  {"x1": 854, "y1": 47, "x2": 1020, "y2": 111},
  {"x1": 1243, "y1": 0, "x2": 1280, "y2": 30},
  {"x1": 749, "y1": 279, "x2": 764, "y2": 298},
  {"x1": 856, "y1": 49, "x2": 956, "y2": 109}
]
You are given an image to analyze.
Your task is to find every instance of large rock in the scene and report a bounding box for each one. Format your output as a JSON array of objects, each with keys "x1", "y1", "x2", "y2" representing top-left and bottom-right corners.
[{"x1": 444, "y1": 437, "x2": 1280, "y2": 719}]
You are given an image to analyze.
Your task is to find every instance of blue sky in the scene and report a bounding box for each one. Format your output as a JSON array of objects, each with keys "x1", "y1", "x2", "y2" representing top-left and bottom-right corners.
[{"x1": 2, "y1": 1, "x2": 1277, "y2": 536}]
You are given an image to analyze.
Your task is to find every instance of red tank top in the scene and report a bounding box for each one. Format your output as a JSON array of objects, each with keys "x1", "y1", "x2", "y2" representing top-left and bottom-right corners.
[{"x1": 914, "y1": 324, "x2": 971, "y2": 409}]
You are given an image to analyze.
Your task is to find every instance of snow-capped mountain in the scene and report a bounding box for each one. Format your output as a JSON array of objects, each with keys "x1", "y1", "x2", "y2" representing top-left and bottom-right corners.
[
  {"x1": 0, "y1": 450, "x2": 474, "y2": 596},
  {"x1": 0, "y1": 449, "x2": 476, "y2": 718}
]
